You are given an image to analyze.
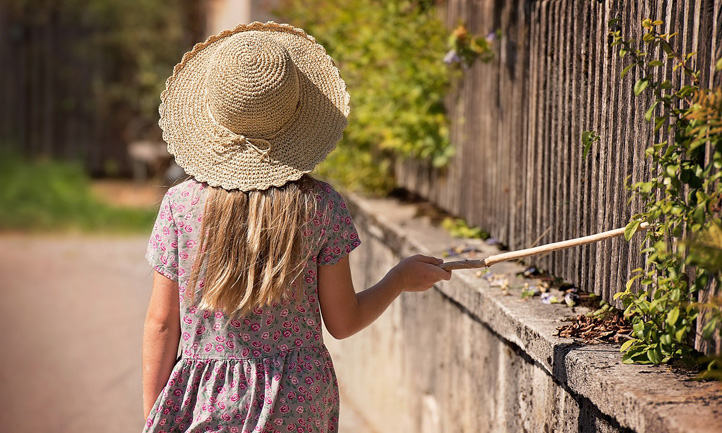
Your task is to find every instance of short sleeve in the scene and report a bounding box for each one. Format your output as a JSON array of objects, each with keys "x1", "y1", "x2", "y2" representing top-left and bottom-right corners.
[
  {"x1": 146, "y1": 192, "x2": 180, "y2": 281},
  {"x1": 316, "y1": 187, "x2": 361, "y2": 266}
]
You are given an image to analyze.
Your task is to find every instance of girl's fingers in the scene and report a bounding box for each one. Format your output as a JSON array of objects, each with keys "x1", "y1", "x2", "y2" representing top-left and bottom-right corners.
[
  {"x1": 420, "y1": 261, "x2": 452, "y2": 281},
  {"x1": 434, "y1": 266, "x2": 452, "y2": 281},
  {"x1": 414, "y1": 254, "x2": 444, "y2": 265},
  {"x1": 413, "y1": 256, "x2": 452, "y2": 282}
]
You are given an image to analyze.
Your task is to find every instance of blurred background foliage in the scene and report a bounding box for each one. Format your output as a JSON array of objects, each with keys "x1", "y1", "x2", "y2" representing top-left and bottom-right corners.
[
  {"x1": 0, "y1": 153, "x2": 156, "y2": 232},
  {"x1": 278, "y1": 0, "x2": 451, "y2": 194}
]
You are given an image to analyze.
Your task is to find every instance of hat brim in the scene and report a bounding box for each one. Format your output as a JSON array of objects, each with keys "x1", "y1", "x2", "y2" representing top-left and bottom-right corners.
[{"x1": 159, "y1": 22, "x2": 350, "y2": 191}]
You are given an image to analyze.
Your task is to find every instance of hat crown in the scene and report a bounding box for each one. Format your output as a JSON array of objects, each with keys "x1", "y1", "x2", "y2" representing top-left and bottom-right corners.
[{"x1": 206, "y1": 31, "x2": 300, "y2": 138}]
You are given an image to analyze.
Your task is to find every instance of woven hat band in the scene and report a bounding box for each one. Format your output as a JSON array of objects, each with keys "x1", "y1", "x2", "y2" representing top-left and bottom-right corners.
[
  {"x1": 205, "y1": 31, "x2": 300, "y2": 138},
  {"x1": 206, "y1": 101, "x2": 273, "y2": 161}
]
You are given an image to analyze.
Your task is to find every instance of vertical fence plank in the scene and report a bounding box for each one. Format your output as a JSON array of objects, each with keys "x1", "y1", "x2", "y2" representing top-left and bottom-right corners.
[
  {"x1": 568, "y1": 0, "x2": 582, "y2": 285},
  {"x1": 524, "y1": 0, "x2": 536, "y2": 250},
  {"x1": 538, "y1": 0, "x2": 548, "y2": 258}
]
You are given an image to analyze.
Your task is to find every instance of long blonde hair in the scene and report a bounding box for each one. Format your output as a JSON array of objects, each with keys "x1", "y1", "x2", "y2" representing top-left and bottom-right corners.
[{"x1": 187, "y1": 175, "x2": 317, "y2": 315}]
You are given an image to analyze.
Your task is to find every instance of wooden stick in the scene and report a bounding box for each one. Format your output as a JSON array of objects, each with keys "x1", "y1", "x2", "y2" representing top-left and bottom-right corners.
[{"x1": 440, "y1": 222, "x2": 649, "y2": 271}]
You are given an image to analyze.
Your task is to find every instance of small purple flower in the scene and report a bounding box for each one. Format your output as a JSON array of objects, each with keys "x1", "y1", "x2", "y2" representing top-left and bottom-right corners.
[
  {"x1": 522, "y1": 266, "x2": 538, "y2": 277},
  {"x1": 486, "y1": 237, "x2": 500, "y2": 246},
  {"x1": 565, "y1": 292, "x2": 580, "y2": 306},
  {"x1": 486, "y1": 31, "x2": 497, "y2": 42},
  {"x1": 541, "y1": 293, "x2": 555, "y2": 304},
  {"x1": 443, "y1": 49, "x2": 461, "y2": 64}
]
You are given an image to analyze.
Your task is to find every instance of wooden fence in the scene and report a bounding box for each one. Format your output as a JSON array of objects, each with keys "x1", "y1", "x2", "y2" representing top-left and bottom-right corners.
[
  {"x1": 397, "y1": 0, "x2": 721, "y2": 321},
  {"x1": 0, "y1": 3, "x2": 205, "y2": 175}
]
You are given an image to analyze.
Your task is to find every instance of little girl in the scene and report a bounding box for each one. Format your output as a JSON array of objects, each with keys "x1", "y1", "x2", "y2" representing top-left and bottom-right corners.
[{"x1": 142, "y1": 22, "x2": 451, "y2": 433}]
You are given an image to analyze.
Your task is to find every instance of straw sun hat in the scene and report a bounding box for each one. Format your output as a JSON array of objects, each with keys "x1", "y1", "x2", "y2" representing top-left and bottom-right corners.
[{"x1": 159, "y1": 22, "x2": 350, "y2": 191}]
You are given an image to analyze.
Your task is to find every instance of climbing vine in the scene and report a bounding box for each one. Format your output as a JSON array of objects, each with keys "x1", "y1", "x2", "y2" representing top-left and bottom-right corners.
[{"x1": 604, "y1": 17, "x2": 722, "y2": 372}]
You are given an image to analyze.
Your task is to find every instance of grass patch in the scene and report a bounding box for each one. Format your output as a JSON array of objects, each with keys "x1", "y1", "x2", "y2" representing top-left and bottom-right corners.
[{"x1": 0, "y1": 154, "x2": 157, "y2": 233}]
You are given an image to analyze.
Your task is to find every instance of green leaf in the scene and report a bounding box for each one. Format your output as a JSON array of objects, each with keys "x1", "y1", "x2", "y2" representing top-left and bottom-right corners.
[
  {"x1": 621, "y1": 63, "x2": 636, "y2": 78},
  {"x1": 626, "y1": 274, "x2": 643, "y2": 290},
  {"x1": 620, "y1": 339, "x2": 636, "y2": 352},
  {"x1": 648, "y1": 60, "x2": 664, "y2": 67},
  {"x1": 660, "y1": 334, "x2": 672, "y2": 347},
  {"x1": 654, "y1": 116, "x2": 666, "y2": 132},
  {"x1": 644, "y1": 101, "x2": 658, "y2": 122},
  {"x1": 625, "y1": 220, "x2": 641, "y2": 241},
  {"x1": 634, "y1": 78, "x2": 649, "y2": 96},
  {"x1": 666, "y1": 307, "x2": 680, "y2": 327},
  {"x1": 581, "y1": 130, "x2": 599, "y2": 160},
  {"x1": 661, "y1": 40, "x2": 674, "y2": 56},
  {"x1": 633, "y1": 321, "x2": 645, "y2": 338},
  {"x1": 647, "y1": 346, "x2": 662, "y2": 364},
  {"x1": 716, "y1": 57, "x2": 722, "y2": 71},
  {"x1": 675, "y1": 327, "x2": 686, "y2": 342},
  {"x1": 676, "y1": 85, "x2": 697, "y2": 98},
  {"x1": 702, "y1": 317, "x2": 719, "y2": 340}
]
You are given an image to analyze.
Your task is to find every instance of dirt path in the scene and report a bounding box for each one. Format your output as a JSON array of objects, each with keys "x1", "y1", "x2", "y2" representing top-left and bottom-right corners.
[{"x1": 0, "y1": 233, "x2": 372, "y2": 432}]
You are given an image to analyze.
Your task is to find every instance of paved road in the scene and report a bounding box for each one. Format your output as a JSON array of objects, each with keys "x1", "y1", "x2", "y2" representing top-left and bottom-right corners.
[
  {"x1": 0, "y1": 234, "x2": 373, "y2": 433},
  {"x1": 0, "y1": 235, "x2": 152, "y2": 432}
]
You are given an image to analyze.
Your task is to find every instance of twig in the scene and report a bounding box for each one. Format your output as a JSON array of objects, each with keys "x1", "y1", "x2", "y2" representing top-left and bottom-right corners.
[{"x1": 441, "y1": 223, "x2": 650, "y2": 271}]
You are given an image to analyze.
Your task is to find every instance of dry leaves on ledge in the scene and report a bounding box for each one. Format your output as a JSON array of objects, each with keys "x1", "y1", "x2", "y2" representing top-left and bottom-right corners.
[{"x1": 555, "y1": 312, "x2": 632, "y2": 344}]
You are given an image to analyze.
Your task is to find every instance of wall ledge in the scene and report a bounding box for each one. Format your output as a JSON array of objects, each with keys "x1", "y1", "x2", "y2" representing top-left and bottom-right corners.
[{"x1": 345, "y1": 192, "x2": 722, "y2": 433}]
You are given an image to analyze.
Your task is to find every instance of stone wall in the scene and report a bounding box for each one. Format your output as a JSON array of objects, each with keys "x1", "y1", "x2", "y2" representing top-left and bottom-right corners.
[{"x1": 324, "y1": 194, "x2": 722, "y2": 433}]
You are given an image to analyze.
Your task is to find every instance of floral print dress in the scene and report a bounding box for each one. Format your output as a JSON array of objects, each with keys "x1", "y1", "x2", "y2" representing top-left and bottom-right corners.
[{"x1": 144, "y1": 179, "x2": 360, "y2": 433}]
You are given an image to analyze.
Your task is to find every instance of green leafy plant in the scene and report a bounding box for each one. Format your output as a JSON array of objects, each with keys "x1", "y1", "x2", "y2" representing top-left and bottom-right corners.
[
  {"x1": 581, "y1": 130, "x2": 601, "y2": 160},
  {"x1": 0, "y1": 153, "x2": 157, "y2": 232},
  {"x1": 441, "y1": 217, "x2": 490, "y2": 239},
  {"x1": 278, "y1": 0, "x2": 452, "y2": 193},
  {"x1": 605, "y1": 18, "x2": 721, "y2": 367}
]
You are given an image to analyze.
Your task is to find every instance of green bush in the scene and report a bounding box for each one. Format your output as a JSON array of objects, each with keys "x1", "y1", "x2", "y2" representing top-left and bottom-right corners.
[
  {"x1": 278, "y1": 0, "x2": 451, "y2": 194},
  {"x1": 0, "y1": 154, "x2": 156, "y2": 232}
]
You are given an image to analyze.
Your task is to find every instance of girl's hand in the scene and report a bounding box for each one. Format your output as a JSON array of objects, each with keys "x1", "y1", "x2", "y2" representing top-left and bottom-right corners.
[{"x1": 387, "y1": 254, "x2": 452, "y2": 292}]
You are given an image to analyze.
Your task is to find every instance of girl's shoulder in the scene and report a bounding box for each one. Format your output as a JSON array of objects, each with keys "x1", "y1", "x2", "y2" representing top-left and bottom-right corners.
[
  {"x1": 163, "y1": 178, "x2": 208, "y2": 205},
  {"x1": 311, "y1": 178, "x2": 346, "y2": 205},
  {"x1": 310, "y1": 179, "x2": 355, "y2": 225}
]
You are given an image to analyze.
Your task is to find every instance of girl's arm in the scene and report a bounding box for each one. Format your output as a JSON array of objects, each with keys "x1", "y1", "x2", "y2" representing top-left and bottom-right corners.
[
  {"x1": 142, "y1": 271, "x2": 181, "y2": 420},
  {"x1": 318, "y1": 254, "x2": 451, "y2": 339}
]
